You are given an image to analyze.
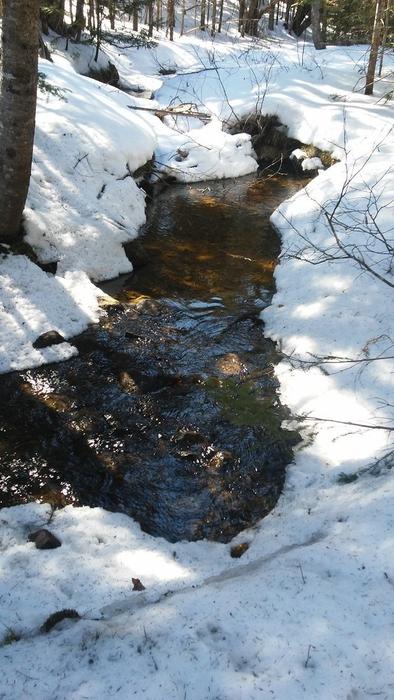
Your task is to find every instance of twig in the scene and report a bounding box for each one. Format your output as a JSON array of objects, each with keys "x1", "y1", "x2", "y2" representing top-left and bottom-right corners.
[
  {"x1": 297, "y1": 415, "x2": 394, "y2": 431},
  {"x1": 298, "y1": 563, "x2": 306, "y2": 584},
  {"x1": 304, "y1": 644, "x2": 314, "y2": 668},
  {"x1": 73, "y1": 153, "x2": 89, "y2": 170}
]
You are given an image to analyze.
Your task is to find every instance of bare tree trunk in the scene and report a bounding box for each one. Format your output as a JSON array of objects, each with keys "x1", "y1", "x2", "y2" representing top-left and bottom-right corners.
[
  {"x1": 284, "y1": 0, "x2": 291, "y2": 25},
  {"x1": 109, "y1": 0, "x2": 116, "y2": 28},
  {"x1": 133, "y1": 3, "x2": 139, "y2": 31},
  {"x1": 200, "y1": 0, "x2": 206, "y2": 30},
  {"x1": 0, "y1": 0, "x2": 39, "y2": 242},
  {"x1": 239, "y1": 0, "x2": 246, "y2": 34},
  {"x1": 365, "y1": 0, "x2": 386, "y2": 94},
  {"x1": 211, "y1": 0, "x2": 217, "y2": 34},
  {"x1": 245, "y1": 0, "x2": 259, "y2": 36},
  {"x1": 268, "y1": 3, "x2": 275, "y2": 29},
  {"x1": 311, "y1": 0, "x2": 326, "y2": 49},
  {"x1": 94, "y1": 1, "x2": 103, "y2": 61},
  {"x1": 88, "y1": 0, "x2": 95, "y2": 31},
  {"x1": 75, "y1": 0, "x2": 85, "y2": 40},
  {"x1": 378, "y1": 0, "x2": 391, "y2": 76},
  {"x1": 180, "y1": 0, "x2": 186, "y2": 35},
  {"x1": 217, "y1": 0, "x2": 224, "y2": 32},
  {"x1": 148, "y1": 0, "x2": 154, "y2": 36},
  {"x1": 69, "y1": 0, "x2": 74, "y2": 23},
  {"x1": 167, "y1": 0, "x2": 175, "y2": 40}
]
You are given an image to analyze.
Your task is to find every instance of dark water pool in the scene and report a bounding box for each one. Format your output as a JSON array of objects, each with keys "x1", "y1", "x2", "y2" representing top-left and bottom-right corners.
[{"x1": 0, "y1": 173, "x2": 305, "y2": 542}]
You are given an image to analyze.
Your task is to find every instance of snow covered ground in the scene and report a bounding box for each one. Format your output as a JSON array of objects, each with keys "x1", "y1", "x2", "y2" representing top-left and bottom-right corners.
[{"x1": 1, "y1": 11, "x2": 394, "y2": 700}]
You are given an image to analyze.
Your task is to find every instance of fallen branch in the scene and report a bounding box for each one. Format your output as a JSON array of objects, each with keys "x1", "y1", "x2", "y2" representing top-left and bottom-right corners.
[
  {"x1": 127, "y1": 104, "x2": 211, "y2": 122},
  {"x1": 297, "y1": 415, "x2": 394, "y2": 431}
]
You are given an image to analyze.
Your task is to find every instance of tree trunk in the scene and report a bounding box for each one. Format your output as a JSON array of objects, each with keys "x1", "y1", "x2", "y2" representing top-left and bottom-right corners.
[
  {"x1": 133, "y1": 3, "x2": 139, "y2": 31},
  {"x1": 94, "y1": 1, "x2": 103, "y2": 61},
  {"x1": 180, "y1": 0, "x2": 185, "y2": 35},
  {"x1": 200, "y1": 0, "x2": 206, "y2": 30},
  {"x1": 167, "y1": 0, "x2": 175, "y2": 40},
  {"x1": 311, "y1": 0, "x2": 326, "y2": 49},
  {"x1": 211, "y1": 0, "x2": 217, "y2": 34},
  {"x1": 74, "y1": 0, "x2": 85, "y2": 40},
  {"x1": 284, "y1": 0, "x2": 291, "y2": 25},
  {"x1": 109, "y1": 0, "x2": 115, "y2": 29},
  {"x1": 245, "y1": 0, "x2": 259, "y2": 36},
  {"x1": 365, "y1": 0, "x2": 386, "y2": 94},
  {"x1": 88, "y1": 0, "x2": 95, "y2": 31},
  {"x1": 239, "y1": 0, "x2": 246, "y2": 34},
  {"x1": 268, "y1": 3, "x2": 275, "y2": 30},
  {"x1": 148, "y1": 0, "x2": 154, "y2": 36},
  {"x1": 378, "y1": 0, "x2": 391, "y2": 76},
  {"x1": 217, "y1": 0, "x2": 224, "y2": 32},
  {"x1": 0, "y1": 0, "x2": 39, "y2": 242}
]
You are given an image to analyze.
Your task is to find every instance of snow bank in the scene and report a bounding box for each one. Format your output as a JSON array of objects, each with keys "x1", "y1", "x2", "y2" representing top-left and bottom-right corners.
[
  {"x1": 155, "y1": 117, "x2": 258, "y2": 181},
  {"x1": 25, "y1": 60, "x2": 156, "y2": 281},
  {"x1": 0, "y1": 255, "x2": 102, "y2": 374}
]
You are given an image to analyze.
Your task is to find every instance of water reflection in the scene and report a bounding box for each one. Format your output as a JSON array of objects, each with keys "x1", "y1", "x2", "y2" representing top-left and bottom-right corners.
[{"x1": 0, "y1": 172, "x2": 305, "y2": 542}]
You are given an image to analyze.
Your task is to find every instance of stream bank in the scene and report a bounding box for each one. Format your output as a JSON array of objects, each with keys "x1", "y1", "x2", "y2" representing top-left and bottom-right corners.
[{"x1": 0, "y1": 171, "x2": 306, "y2": 542}]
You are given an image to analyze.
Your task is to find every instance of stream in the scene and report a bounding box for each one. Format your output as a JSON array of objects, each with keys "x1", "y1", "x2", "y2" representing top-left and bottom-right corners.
[{"x1": 0, "y1": 172, "x2": 306, "y2": 542}]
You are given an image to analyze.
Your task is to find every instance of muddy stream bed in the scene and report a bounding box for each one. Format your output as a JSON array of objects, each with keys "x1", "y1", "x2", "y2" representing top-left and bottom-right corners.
[{"x1": 0, "y1": 173, "x2": 305, "y2": 542}]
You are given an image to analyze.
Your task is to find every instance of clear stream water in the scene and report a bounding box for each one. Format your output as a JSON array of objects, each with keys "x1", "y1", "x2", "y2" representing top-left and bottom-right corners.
[{"x1": 0, "y1": 172, "x2": 306, "y2": 542}]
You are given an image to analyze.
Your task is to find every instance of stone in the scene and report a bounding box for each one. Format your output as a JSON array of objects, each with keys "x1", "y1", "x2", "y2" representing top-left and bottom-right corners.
[
  {"x1": 230, "y1": 542, "x2": 250, "y2": 558},
  {"x1": 28, "y1": 529, "x2": 61, "y2": 549},
  {"x1": 33, "y1": 330, "x2": 65, "y2": 349}
]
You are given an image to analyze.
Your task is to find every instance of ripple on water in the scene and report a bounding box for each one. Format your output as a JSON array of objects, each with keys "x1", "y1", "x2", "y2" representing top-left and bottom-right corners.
[{"x1": 0, "y1": 173, "x2": 305, "y2": 541}]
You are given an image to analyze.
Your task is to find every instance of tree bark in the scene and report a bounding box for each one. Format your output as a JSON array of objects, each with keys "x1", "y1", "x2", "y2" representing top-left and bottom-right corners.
[
  {"x1": 0, "y1": 0, "x2": 39, "y2": 242},
  {"x1": 284, "y1": 0, "x2": 291, "y2": 25},
  {"x1": 365, "y1": 0, "x2": 386, "y2": 94},
  {"x1": 167, "y1": 0, "x2": 175, "y2": 40},
  {"x1": 378, "y1": 0, "x2": 391, "y2": 76},
  {"x1": 217, "y1": 0, "x2": 224, "y2": 32},
  {"x1": 268, "y1": 3, "x2": 275, "y2": 30},
  {"x1": 109, "y1": 0, "x2": 115, "y2": 29},
  {"x1": 74, "y1": 0, "x2": 85, "y2": 40},
  {"x1": 133, "y1": 3, "x2": 139, "y2": 31},
  {"x1": 211, "y1": 0, "x2": 217, "y2": 34},
  {"x1": 200, "y1": 0, "x2": 206, "y2": 30},
  {"x1": 311, "y1": 0, "x2": 326, "y2": 49},
  {"x1": 148, "y1": 0, "x2": 154, "y2": 36},
  {"x1": 245, "y1": 0, "x2": 259, "y2": 36},
  {"x1": 239, "y1": 0, "x2": 246, "y2": 34}
]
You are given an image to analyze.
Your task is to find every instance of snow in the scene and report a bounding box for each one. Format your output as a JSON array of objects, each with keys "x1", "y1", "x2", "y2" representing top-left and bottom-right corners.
[
  {"x1": 2, "y1": 8, "x2": 394, "y2": 699},
  {"x1": 301, "y1": 156, "x2": 323, "y2": 170},
  {"x1": 25, "y1": 60, "x2": 156, "y2": 281},
  {"x1": 0, "y1": 255, "x2": 102, "y2": 374}
]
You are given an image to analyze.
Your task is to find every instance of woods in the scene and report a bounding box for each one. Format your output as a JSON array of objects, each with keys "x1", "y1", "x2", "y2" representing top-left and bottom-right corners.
[
  {"x1": 0, "y1": 0, "x2": 394, "y2": 696},
  {"x1": 0, "y1": 0, "x2": 392, "y2": 246}
]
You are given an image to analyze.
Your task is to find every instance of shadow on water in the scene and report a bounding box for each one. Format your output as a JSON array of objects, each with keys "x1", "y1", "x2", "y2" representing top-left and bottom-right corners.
[{"x1": 0, "y1": 172, "x2": 305, "y2": 542}]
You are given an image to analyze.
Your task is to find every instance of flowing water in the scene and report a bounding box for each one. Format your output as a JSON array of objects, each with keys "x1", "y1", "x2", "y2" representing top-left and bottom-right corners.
[{"x1": 0, "y1": 173, "x2": 306, "y2": 542}]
